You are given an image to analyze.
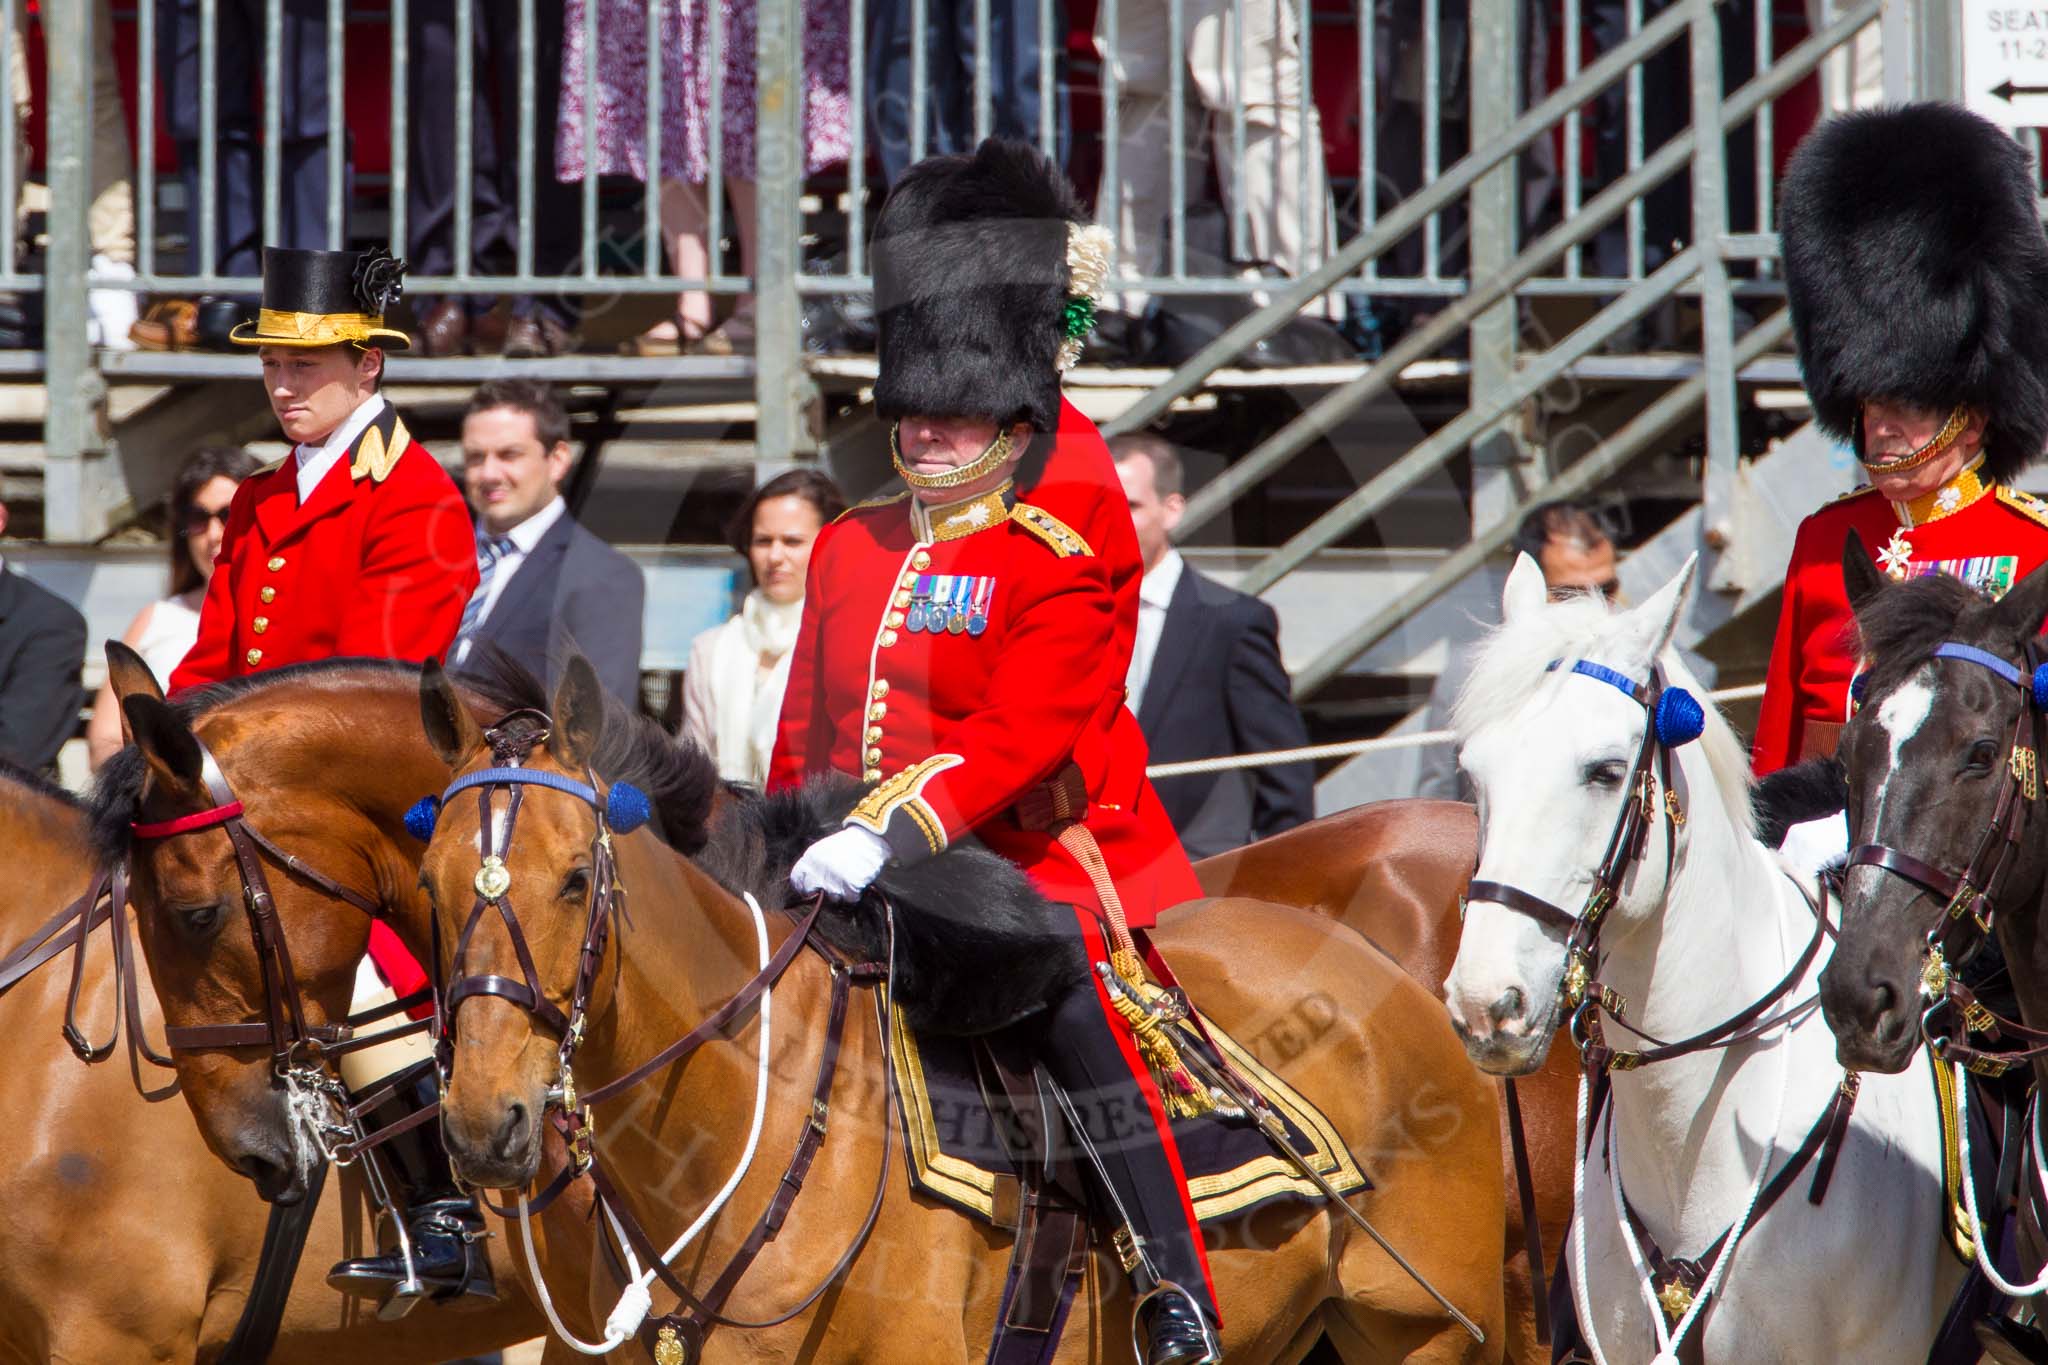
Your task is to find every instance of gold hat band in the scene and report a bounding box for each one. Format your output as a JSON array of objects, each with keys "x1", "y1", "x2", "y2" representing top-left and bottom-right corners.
[
  {"x1": 890, "y1": 422, "x2": 1015, "y2": 490},
  {"x1": 230, "y1": 309, "x2": 411, "y2": 349},
  {"x1": 1861, "y1": 404, "x2": 1971, "y2": 477}
]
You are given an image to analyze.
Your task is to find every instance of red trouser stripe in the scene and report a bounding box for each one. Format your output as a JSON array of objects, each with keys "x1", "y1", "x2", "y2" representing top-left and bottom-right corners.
[{"x1": 1072, "y1": 909, "x2": 1220, "y2": 1314}]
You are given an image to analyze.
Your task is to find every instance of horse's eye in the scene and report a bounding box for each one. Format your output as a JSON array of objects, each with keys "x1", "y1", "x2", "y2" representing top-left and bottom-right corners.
[
  {"x1": 561, "y1": 867, "x2": 591, "y2": 902},
  {"x1": 177, "y1": 902, "x2": 224, "y2": 941},
  {"x1": 1583, "y1": 760, "x2": 1627, "y2": 789},
  {"x1": 1968, "y1": 739, "x2": 2002, "y2": 771}
]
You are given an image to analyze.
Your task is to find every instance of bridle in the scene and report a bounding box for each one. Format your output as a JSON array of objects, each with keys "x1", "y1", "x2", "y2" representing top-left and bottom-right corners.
[
  {"x1": 1846, "y1": 641, "x2": 2048, "y2": 1076},
  {"x1": 127, "y1": 733, "x2": 437, "y2": 1160}
]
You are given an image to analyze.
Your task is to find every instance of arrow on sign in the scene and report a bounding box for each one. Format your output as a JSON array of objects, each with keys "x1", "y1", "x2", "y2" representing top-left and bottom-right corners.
[{"x1": 1993, "y1": 79, "x2": 2048, "y2": 101}]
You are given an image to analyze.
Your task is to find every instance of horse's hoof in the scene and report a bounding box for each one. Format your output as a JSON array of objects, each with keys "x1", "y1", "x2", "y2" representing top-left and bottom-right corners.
[{"x1": 1977, "y1": 1314, "x2": 2048, "y2": 1365}]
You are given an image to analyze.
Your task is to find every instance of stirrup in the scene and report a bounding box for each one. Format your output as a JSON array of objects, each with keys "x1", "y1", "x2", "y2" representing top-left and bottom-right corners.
[{"x1": 1131, "y1": 1279, "x2": 1220, "y2": 1365}]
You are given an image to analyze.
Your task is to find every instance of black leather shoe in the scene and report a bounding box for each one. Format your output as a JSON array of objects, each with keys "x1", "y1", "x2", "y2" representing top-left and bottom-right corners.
[
  {"x1": 327, "y1": 1196, "x2": 493, "y2": 1319},
  {"x1": 1141, "y1": 1295, "x2": 1218, "y2": 1365},
  {"x1": 1978, "y1": 1315, "x2": 2048, "y2": 1365}
]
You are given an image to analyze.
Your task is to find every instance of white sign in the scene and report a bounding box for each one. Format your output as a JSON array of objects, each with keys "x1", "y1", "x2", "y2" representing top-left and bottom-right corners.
[{"x1": 1964, "y1": 0, "x2": 2048, "y2": 127}]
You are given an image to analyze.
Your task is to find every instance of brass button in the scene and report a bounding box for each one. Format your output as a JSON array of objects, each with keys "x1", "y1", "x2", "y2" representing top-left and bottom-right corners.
[
  {"x1": 912, "y1": 551, "x2": 932, "y2": 570},
  {"x1": 864, "y1": 746, "x2": 883, "y2": 766},
  {"x1": 267, "y1": 555, "x2": 285, "y2": 571},
  {"x1": 259, "y1": 586, "x2": 276, "y2": 603},
  {"x1": 893, "y1": 590, "x2": 912, "y2": 608},
  {"x1": 870, "y1": 679, "x2": 890, "y2": 700},
  {"x1": 885, "y1": 611, "x2": 905, "y2": 629},
  {"x1": 252, "y1": 616, "x2": 269, "y2": 634},
  {"x1": 865, "y1": 725, "x2": 884, "y2": 744},
  {"x1": 899, "y1": 571, "x2": 918, "y2": 589},
  {"x1": 879, "y1": 629, "x2": 898, "y2": 648},
  {"x1": 245, "y1": 648, "x2": 264, "y2": 666},
  {"x1": 862, "y1": 767, "x2": 882, "y2": 782},
  {"x1": 868, "y1": 702, "x2": 887, "y2": 722}
]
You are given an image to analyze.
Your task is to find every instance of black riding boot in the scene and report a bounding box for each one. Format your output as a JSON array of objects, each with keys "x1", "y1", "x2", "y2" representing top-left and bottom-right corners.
[{"x1": 325, "y1": 1070, "x2": 496, "y2": 1319}]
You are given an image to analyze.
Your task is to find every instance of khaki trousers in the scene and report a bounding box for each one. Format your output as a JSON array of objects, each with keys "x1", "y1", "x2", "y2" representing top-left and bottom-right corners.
[{"x1": 11, "y1": 0, "x2": 134, "y2": 262}]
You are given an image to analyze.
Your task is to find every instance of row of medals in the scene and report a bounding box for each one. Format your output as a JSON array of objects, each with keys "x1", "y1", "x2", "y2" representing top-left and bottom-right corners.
[{"x1": 905, "y1": 584, "x2": 988, "y2": 636}]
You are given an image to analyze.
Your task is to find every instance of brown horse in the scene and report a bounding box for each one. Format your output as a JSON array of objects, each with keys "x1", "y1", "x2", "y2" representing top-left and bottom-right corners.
[
  {"x1": 0, "y1": 758, "x2": 544, "y2": 1363},
  {"x1": 416, "y1": 657, "x2": 1506, "y2": 1362},
  {"x1": 1197, "y1": 800, "x2": 1574, "y2": 1365}
]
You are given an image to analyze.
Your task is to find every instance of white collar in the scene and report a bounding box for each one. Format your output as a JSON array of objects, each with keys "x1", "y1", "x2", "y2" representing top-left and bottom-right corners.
[
  {"x1": 1139, "y1": 547, "x2": 1184, "y2": 609},
  {"x1": 293, "y1": 393, "x2": 388, "y2": 504},
  {"x1": 485, "y1": 495, "x2": 569, "y2": 555}
]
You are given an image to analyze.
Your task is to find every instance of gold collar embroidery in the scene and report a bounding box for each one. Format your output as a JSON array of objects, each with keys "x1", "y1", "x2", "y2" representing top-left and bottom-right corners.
[
  {"x1": 1892, "y1": 458, "x2": 1992, "y2": 529},
  {"x1": 910, "y1": 481, "x2": 1015, "y2": 543}
]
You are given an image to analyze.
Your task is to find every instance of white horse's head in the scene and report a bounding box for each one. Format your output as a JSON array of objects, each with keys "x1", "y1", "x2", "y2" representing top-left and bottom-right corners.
[{"x1": 1444, "y1": 553, "x2": 1753, "y2": 1074}]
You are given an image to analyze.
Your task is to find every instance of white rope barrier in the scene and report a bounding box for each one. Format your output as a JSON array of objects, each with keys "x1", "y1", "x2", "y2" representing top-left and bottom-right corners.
[{"x1": 1143, "y1": 682, "x2": 1767, "y2": 778}]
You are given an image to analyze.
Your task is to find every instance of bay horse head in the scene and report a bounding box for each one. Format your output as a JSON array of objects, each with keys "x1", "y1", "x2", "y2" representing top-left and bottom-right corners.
[
  {"x1": 1446, "y1": 553, "x2": 1753, "y2": 1074},
  {"x1": 97, "y1": 650, "x2": 451, "y2": 1204},
  {"x1": 1819, "y1": 537, "x2": 2048, "y2": 1074}
]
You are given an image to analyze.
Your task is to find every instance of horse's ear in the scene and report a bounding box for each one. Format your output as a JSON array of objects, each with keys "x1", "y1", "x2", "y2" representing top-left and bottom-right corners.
[
  {"x1": 106, "y1": 640, "x2": 165, "y2": 707},
  {"x1": 1842, "y1": 530, "x2": 1888, "y2": 618},
  {"x1": 419, "y1": 659, "x2": 483, "y2": 767},
  {"x1": 1613, "y1": 553, "x2": 1697, "y2": 670},
  {"x1": 123, "y1": 694, "x2": 204, "y2": 793},
  {"x1": 1502, "y1": 552, "x2": 1548, "y2": 623},
  {"x1": 1995, "y1": 556, "x2": 2048, "y2": 641},
  {"x1": 548, "y1": 655, "x2": 605, "y2": 771}
]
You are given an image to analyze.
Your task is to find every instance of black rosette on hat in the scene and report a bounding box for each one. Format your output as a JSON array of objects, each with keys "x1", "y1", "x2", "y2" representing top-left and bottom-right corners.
[{"x1": 352, "y1": 248, "x2": 407, "y2": 319}]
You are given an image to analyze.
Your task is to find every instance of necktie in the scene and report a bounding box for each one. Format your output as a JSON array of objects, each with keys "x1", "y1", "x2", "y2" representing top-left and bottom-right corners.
[{"x1": 457, "y1": 537, "x2": 513, "y2": 642}]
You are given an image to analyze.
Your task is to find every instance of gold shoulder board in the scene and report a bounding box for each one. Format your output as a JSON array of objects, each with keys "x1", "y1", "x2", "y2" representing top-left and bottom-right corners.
[
  {"x1": 1010, "y1": 502, "x2": 1094, "y2": 558},
  {"x1": 834, "y1": 489, "x2": 912, "y2": 523},
  {"x1": 1998, "y1": 486, "x2": 2048, "y2": 529},
  {"x1": 1827, "y1": 484, "x2": 1879, "y2": 507}
]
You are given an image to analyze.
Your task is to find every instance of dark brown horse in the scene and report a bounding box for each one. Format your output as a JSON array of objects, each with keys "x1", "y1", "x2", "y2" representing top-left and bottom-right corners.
[
  {"x1": 1197, "y1": 800, "x2": 1571, "y2": 1365},
  {"x1": 0, "y1": 758, "x2": 544, "y2": 1362},
  {"x1": 416, "y1": 657, "x2": 1506, "y2": 1362}
]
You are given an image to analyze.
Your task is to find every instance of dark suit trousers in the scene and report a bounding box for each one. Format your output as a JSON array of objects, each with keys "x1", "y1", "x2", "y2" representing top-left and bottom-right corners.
[
  {"x1": 866, "y1": 0, "x2": 1071, "y2": 185},
  {"x1": 407, "y1": 0, "x2": 582, "y2": 325},
  {"x1": 156, "y1": 0, "x2": 344, "y2": 277}
]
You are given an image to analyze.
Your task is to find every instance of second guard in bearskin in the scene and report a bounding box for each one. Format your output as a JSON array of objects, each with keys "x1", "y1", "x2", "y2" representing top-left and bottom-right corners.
[
  {"x1": 1753, "y1": 103, "x2": 2048, "y2": 777},
  {"x1": 156, "y1": 245, "x2": 490, "y2": 1317},
  {"x1": 769, "y1": 140, "x2": 1220, "y2": 1365}
]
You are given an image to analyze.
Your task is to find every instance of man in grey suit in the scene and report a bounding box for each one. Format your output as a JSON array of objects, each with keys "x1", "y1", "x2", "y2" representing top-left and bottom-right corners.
[{"x1": 452, "y1": 380, "x2": 644, "y2": 704}]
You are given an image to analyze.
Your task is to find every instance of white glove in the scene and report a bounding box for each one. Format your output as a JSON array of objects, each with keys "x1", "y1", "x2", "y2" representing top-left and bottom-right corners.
[{"x1": 790, "y1": 825, "x2": 892, "y2": 901}]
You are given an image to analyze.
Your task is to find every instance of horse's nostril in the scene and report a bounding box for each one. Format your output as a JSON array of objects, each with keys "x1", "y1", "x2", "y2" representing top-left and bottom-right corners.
[
  {"x1": 1869, "y1": 978, "x2": 1897, "y2": 1032},
  {"x1": 495, "y1": 1101, "x2": 528, "y2": 1158},
  {"x1": 1489, "y1": 986, "x2": 1526, "y2": 1027}
]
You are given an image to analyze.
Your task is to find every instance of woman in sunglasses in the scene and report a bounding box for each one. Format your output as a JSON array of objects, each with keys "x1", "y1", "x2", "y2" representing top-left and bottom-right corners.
[{"x1": 85, "y1": 446, "x2": 261, "y2": 769}]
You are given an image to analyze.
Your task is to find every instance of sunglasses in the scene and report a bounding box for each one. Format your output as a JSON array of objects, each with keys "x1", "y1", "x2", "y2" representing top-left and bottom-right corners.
[{"x1": 178, "y1": 505, "x2": 231, "y2": 535}]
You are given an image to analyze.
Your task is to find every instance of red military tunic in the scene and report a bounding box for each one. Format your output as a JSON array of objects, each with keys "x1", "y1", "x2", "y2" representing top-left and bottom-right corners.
[
  {"x1": 170, "y1": 400, "x2": 479, "y2": 694},
  {"x1": 169, "y1": 399, "x2": 479, "y2": 995},
  {"x1": 768, "y1": 448, "x2": 1203, "y2": 926},
  {"x1": 1753, "y1": 463, "x2": 2048, "y2": 775}
]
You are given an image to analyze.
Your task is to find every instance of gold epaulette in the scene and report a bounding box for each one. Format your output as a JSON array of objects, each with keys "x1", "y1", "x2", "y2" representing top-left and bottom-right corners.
[
  {"x1": 1010, "y1": 502, "x2": 1093, "y2": 558},
  {"x1": 834, "y1": 489, "x2": 911, "y2": 523},
  {"x1": 1826, "y1": 484, "x2": 1880, "y2": 507},
  {"x1": 350, "y1": 414, "x2": 410, "y2": 484},
  {"x1": 1997, "y1": 486, "x2": 2048, "y2": 529}
]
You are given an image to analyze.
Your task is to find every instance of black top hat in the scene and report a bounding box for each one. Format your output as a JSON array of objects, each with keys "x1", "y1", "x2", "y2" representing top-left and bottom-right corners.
[
  {"x1": 229, "y1": 246, "x2": 412, "y2": 350},
  {"x1": 1779, "y1": 103, "x2": 2048, "y2": 482}
]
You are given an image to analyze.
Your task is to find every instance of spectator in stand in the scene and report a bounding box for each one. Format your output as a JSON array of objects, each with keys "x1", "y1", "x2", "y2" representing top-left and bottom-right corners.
[
  {"x1": 408, "y1": 0, "x2": 585, "y2": 358},
  {"x1": 85, "y1": 446, "x2": 260, "y2": 770},
  {"x1": 450, "y1": 379, "x2": 645, "y2": 705},
  {"x1": 867, "y1": 0, "x2": 1068, "y2": 186},
  {"x1": 557, "y1": 0, "x2": 850, "y2": 357},
  {"x1": 1415, "y1": 501, "x2": 1621, "y2": 802},
  {"x1": 131, "y1": 0, "x2": 347, "y2": 351},
  {"x1": 6, "y1": 0, "x2": 138, "y2": 349},
  {"x1": 1113, "y1": 433, "x2": 1313, "y2": 856},
  {"x1": 0, "y1": 501, "x2": 87, "y2": 774},
  {"x1": 1093, "y1": 0, "x2": 1334, "y2": 332},
  {"x1": 681, "y1": 468, "x2": 843, "y2": 785}
]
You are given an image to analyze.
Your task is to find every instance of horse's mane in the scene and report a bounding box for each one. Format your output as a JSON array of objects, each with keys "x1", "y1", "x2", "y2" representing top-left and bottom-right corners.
[
  {"x1": 0, "y1": 756, "x2": 84, "y2": 811},
  {"x1": 1852, "y1": 570, "x2": 1985, "y2": 706},
  {"x1": 1453, "y1": 593, "x2": 1756, "y2": 837},
  {"x1": 86, "y1": 653, "x2": 721, "y2": 863}
]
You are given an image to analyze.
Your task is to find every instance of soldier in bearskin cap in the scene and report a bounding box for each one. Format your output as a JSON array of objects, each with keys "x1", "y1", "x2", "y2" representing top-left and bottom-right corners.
[
  {"x1": 767, "y1": 140, "x2": 1221, "y2": 1364},
  {"x1": 1754, "y1": 103, "x2": 2048, "y2": 776},
  {"x1": 152, "y1": 246, "x2": 490, "y2": 1316}
]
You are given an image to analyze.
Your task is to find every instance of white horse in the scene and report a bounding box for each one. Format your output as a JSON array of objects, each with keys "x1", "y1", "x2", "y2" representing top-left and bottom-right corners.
[{"x1": 1443, "y1": 553, "x2": 1963, "y2": 1364}]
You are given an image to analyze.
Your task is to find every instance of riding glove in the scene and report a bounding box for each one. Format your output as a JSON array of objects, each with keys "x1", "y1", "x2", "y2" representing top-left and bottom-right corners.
[{"x1": 791, "y1": 825, "x2": 892, "y2": 901}]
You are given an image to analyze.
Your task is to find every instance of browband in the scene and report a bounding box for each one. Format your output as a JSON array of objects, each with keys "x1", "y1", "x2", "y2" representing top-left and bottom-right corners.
[
  {"x1": 443, "y1": 766, "x2": 604, "y2": 807},
  {"x1": 131, "y1": 800, "x2": 247, "y2": 840}
]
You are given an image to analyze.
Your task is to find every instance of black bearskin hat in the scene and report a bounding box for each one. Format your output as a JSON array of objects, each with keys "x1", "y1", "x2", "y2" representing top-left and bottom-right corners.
[
  {"x1": 870, "y1": 140, "x2": 1102, "y2": 434},
  {"x1": 1779, "y1": 102, "x2": 2048, "y2": 481}
]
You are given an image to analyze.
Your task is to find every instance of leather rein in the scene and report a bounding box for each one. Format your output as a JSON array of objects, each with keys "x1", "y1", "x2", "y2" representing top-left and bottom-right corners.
[
  {"x1": 431, "y1": 713, "x2": 896, "y2": 1364},
  {"x1": 1848, "y1": 641, "x2": 2048, "y2": 1079}
]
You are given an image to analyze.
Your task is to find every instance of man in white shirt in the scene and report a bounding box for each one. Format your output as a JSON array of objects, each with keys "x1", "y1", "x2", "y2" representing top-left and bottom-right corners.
[
  {"x1": 1114, "y1": 433, "x2": 1314, "y2": 857},
  {"x1": 452, "y1": 379, "x2": 645, "y2": 703}
]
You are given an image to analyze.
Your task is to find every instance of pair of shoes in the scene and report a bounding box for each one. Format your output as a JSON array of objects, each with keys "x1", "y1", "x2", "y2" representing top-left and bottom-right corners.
[
  {"x1": 130, "y1": 298, "x2": 199, "y2": 350},
  {"x1": 1140, "y1": 1296, "x2": 1218, "y2": 1365},
  {"x1": 416, "y1": 299, "x2": 470, "y2": 357},
  {"x1": 89, "y1": 254, "x2": 138, "y2": 351},
  {"x1": 504, "y1": 314, "x2": 577, "y2": 358},
  {"x1": 692, "y1": 310, "x2": 754, "y2": 357}
]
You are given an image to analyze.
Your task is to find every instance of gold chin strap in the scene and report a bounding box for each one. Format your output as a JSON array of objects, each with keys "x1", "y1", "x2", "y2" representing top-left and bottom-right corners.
[
  {"x1": 890, "y1": 421, "x2": 1015, "y2": 490},
  {"x1": 1862, "y1": 404, "x2": 1971, "y2": 477}
]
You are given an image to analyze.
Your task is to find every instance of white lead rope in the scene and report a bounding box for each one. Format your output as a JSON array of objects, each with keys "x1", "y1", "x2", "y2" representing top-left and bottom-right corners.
[
  {"x1": 519, "y1": 889, "x2": 778, "y2": 1355},
  {"x1": 1954, "y1": 1063, "x2": 2048, "y2": 1297}
]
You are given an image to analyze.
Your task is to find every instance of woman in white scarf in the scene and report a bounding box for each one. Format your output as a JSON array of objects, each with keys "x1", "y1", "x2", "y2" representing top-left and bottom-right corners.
[{"x1": 681, "y1": 469, "x2": 846, "y2": 784}]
